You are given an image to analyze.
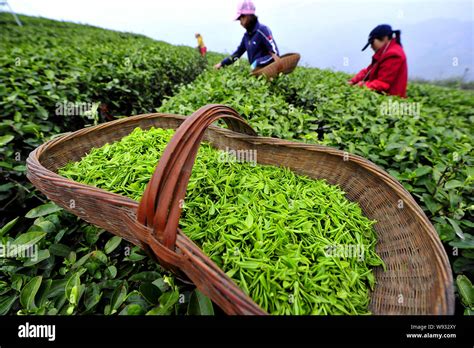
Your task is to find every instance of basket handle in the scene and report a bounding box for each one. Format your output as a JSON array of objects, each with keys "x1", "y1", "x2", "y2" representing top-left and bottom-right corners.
[{"x1": 137, "y1": 104, "x2": 257, "y2": 253}]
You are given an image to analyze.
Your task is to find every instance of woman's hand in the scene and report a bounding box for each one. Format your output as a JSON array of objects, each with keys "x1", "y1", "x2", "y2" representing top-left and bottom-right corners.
[
  {"x1": 213, "y1": 63, "x2": 222, "y2": 70},
  {"x1": 347, "y1": 80, "x2": 364, "y2": 86}
]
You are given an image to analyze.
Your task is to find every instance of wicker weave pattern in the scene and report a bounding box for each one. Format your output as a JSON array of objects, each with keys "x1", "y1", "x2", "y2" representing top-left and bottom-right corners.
[
  {"x1": 26, "y1": 106, "x2": 454, "y2": 315},
  {"x1": 251, "y1": 53, "x2": 301, "y2": 79}
]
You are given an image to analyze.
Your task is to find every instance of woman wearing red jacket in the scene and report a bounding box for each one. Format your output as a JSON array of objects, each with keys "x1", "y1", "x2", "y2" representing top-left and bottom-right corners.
[{"x1": 349, "y1": 24, "x2": 408, "y2": 98}]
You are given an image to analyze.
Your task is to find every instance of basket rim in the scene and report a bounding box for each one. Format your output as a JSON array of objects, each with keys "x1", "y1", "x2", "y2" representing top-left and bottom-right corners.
[
  {"x1": 251, "y1": 52, "x2": 301, "y2": 77},
  {"x1": 26, "y1": 111, "x2": 455, "y2": 315}
]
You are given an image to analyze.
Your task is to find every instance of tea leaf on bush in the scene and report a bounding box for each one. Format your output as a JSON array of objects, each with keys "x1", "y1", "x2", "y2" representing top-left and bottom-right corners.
[
  {"x1": 25, "y1": 203, "x2": 62, "y2": 219},
  {"x1": 187, "y1": 290, "x2": 214, "y2": 315},
  {"x1": 20, "y1": 276, "x2": 42, "y2": 310}
]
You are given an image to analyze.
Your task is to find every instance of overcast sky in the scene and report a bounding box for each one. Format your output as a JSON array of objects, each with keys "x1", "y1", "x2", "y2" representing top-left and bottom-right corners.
[{"x1": 7, "y1": 0, "x2": 474, "y2": 79}]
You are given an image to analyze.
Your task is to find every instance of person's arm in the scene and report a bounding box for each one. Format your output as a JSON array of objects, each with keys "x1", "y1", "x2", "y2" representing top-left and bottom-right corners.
[
  {"x1": 363, "y1": 55, "x2": 404, "y2": 92},
  {"x1": 220, "y1": 37, "x2": 247, "y2": 67},
  {"x1": 350, "y1": 67, "x2": 369, "y2": 84}
]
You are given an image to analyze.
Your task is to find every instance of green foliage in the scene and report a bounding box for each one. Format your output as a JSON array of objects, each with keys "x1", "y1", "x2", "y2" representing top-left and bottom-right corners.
[
  {"x1": 0, "y1": 14, "x2": 208, "y2": 216},
  {"x1": 1, "y1": 13, "x2": 472, "y2": 315},
  {"x1": 58, "y1": 127, "x2": 384, "y2": 315},
  {"x1": 0, "y1": 212, "x2": 192, "y2": 315},
  {"x1": 159, "y1": 61, "x2": 316, "y2": 140},
  {"x1": 0, "y1": 14, "x2": 211, "y2": 316},
  {"x1": 456, "y1": 275, "x2": 474, "y2": 313},
  {"x1": 187, "y1": 289, "x2": 214, "y2": 315},
  {"x1": 159, "y1": 62, "x2": 474, "y2": 313}
]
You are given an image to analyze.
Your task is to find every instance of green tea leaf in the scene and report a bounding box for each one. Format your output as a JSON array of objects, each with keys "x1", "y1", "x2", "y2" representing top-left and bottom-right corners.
[
  {"x1": 139, "y1": 283, "x2": 161, "y2": 305},
  {"x1": 10, "y1": 232, "x2": 47, "y2": 256},
  {"x1": 0, "y1": 217, "x2": 19, "y2": 237},
  {"x1": 20, "y1": 276, "x2": 42, "y2": 310},
  {"x1": 104, "y1": 236, "x2": 122, "y2": 254},
  {"x1": 23, "y1": 250, "x2": 51, "y2": 266},
  {"x1": 130, "y1": 272, "x2": 161, "y2": 282},
  {"x1": 447, "y1": 218, "x2": 465, "y2": 240},
  {"x1": 413, "y1": 166, "x2": 431, "y2": 177},
  {"x1": 65, "y1": 273, "x2": 81, "y2": 303},
  {"x1": 456, "y1": 275, "x2": 474, "y2": 307},
  {"x1": 0, "y1": 135, "x2": 14, "y2": 146},
  {"x1": 110, "y1": 283, "x2": 128, "y2": 314},
  {"x1": 245, "y1": 210, "x2": 254, "y2": 229},
  {"x1": 49, "y1": 243, "x2": 72, "y2": 257},
  {"x1": 119, "y1": 303, "x2": 145, "y2": 315},
  {"x1": 84, "y1": 283, "x2": 102, "y2": 311},
  {"x1": 187, "y1": 289, "x2": 214, "y2": 315},
  {"x1": 0, "y1": 183, "x2": 15, "y2": 192},
  {"x1": 453, "y1": 257, "x2": 474, "y2": 273},
  {"x1": 25, "y1": 203, "x2": 62, "y2": 218},
  {"x1": 445, "y1": 180, "x2": 463, "y2": 190},
  {"x1": 0, "y1": 294, "x2": 18, "y2": 315},
  {"x1": 146, "y1": 291, "x2": 180, "y2": 315}
]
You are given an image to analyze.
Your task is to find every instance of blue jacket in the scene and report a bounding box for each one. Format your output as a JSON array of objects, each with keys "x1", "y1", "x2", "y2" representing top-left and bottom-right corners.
[{"x1": 221, "y1": 20, "x2": 279, "y2": 68}]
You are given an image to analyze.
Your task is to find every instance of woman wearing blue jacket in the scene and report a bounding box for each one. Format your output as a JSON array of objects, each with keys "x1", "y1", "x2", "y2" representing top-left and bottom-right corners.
[{"x1": 214, "y1": 1, "x2": 279, "y2": 71}]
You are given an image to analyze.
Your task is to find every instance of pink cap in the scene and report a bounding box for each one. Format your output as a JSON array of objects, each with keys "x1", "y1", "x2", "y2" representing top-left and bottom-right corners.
[{"x1": 235, "y1": 0, "x2": 256, "y2": 20}]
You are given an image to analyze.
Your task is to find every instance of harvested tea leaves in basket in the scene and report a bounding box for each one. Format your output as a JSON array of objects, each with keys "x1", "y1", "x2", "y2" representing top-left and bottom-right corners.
[{"x1": 59, "y1": 127, "x2": 385, "y2": 315}]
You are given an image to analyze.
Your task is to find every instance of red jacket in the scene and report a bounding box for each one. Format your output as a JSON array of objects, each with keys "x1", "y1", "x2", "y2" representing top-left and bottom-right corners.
[{"x1": 351, "y1": 40, "x2": 407, "y2": 98}]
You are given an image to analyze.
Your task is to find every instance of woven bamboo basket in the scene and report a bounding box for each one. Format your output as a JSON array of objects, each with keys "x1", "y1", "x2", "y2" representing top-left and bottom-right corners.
[
  {"x1": 27, "y1": 104, "x2": 454, "y2": 315},
  {"x1": 251, "y1": 53, "x2": 301, "y2": 79}
]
